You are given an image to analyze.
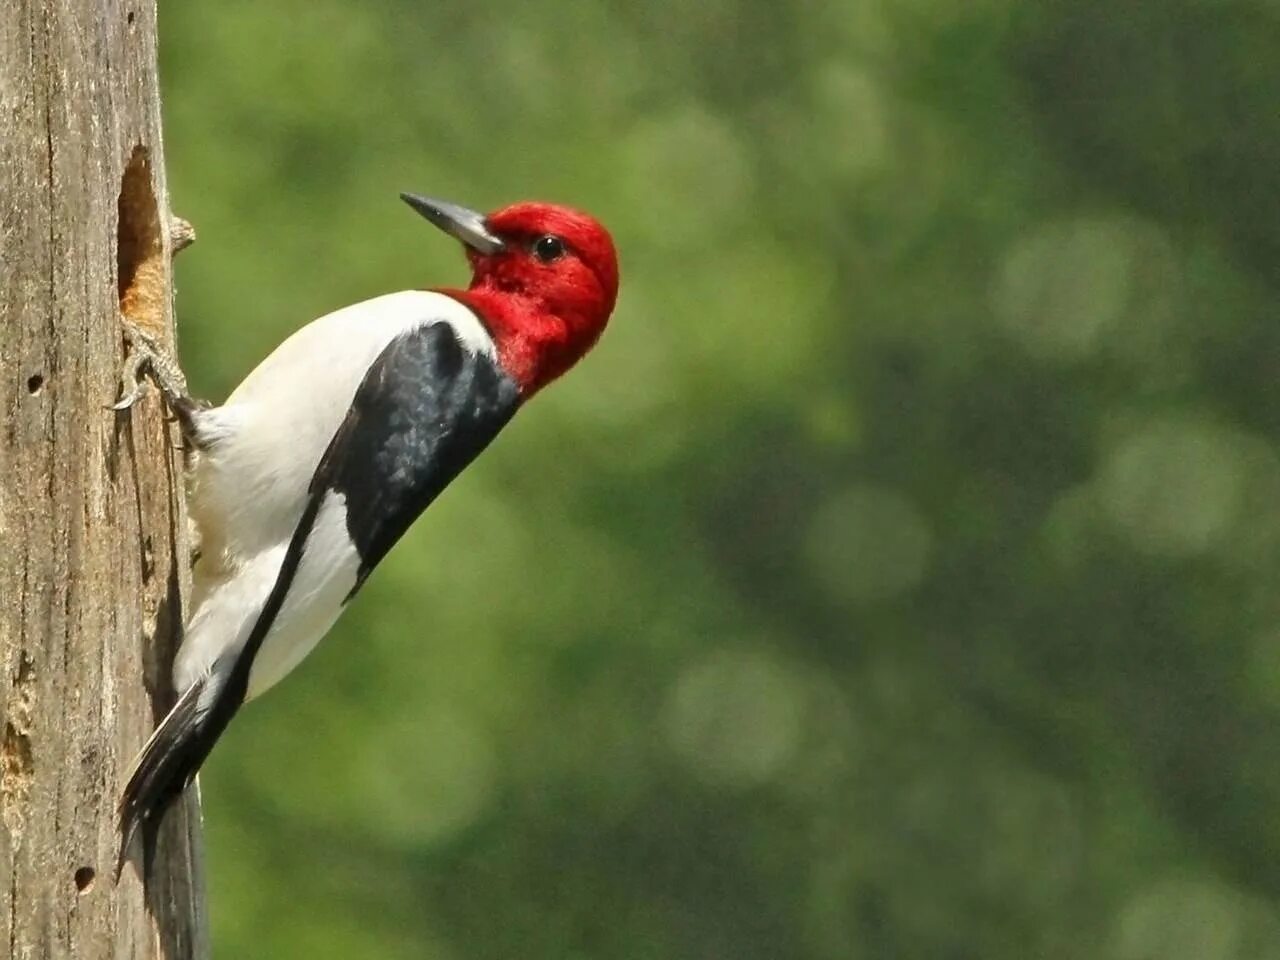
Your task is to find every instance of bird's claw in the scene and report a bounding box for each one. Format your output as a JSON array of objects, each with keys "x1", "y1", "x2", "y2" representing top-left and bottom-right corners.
[
  {"x1": 112, "y1": 317, "x2": 211, "y2": 451},
  {"x1": 112, "y1": 337, "x2": 151, "y2": 411},
  {"x1": 112, "y1": 318, "x2": 191, "y2": 412}
]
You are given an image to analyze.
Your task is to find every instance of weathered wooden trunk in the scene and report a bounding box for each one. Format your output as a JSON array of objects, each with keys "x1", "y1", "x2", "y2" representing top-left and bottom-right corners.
[{"x1": 0, "y1": 1, "x2": 207, "y2": 957}]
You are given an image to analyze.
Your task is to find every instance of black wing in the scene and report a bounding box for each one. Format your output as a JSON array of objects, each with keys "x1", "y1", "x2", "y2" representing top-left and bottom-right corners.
[
  {"x1": 316, "y1": 320, "x2": 521, "y2": 591},
  {"x1": 242, "y1": 320, "x2": 519, "y2": 673}
]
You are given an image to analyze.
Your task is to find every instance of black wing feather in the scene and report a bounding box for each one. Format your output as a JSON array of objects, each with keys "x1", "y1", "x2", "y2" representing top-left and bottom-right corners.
[{"x1": 316, "y1": 321, "x2": 520, "y2": 592}]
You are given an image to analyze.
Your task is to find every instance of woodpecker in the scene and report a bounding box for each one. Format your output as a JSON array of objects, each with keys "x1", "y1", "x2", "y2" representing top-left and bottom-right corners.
[{"x1": 113, "y1": 194, "x2": 619, "y2": 878}]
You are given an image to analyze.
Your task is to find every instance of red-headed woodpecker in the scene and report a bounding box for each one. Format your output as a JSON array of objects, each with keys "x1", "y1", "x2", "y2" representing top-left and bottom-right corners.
[{"x1": 114, "y1": 194, "x2": 619, "y2": 878}]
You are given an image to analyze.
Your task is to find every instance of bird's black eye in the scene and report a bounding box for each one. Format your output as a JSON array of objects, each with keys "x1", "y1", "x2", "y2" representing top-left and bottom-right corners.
[{"x1": 533, "y1": 234, "x2": 566, "y2": 263}]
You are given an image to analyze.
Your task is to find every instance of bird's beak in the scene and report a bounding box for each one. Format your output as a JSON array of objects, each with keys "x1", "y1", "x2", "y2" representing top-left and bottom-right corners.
[{"x1": 400, "y1": 193, "x2": 506, "y2": 255}]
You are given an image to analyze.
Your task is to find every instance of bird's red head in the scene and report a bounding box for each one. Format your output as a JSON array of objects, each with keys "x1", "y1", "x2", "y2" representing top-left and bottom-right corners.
[{"x1": 403, "y1": 194, "x2": 618, "y2": 397}]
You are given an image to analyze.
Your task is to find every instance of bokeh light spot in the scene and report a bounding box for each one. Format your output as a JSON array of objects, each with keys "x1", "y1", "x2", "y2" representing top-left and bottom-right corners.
[
  {"x1": 663, "y1": 649, "x2": 807, "y2": 787},
  {"x1": 805, "y1": 483, "x2": 933, "y2": 604},
  {"x1": 810, "y1": 62, "x2": 890, "y2": 182},
  {"x1": 995, "y1": 217, "x2": 1162, "y2": 360},
  {"x1": 1111, "y1": 878, "x2": 1275, "y2": 960},
  {"x1": 1097, "y1": 417, "x2": 1246, "y2": 557}
]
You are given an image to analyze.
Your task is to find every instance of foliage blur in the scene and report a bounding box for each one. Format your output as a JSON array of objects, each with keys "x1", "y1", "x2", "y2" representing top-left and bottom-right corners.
[{"x1": 160, "y1": 1, "x2": 1280, "y2": 957}]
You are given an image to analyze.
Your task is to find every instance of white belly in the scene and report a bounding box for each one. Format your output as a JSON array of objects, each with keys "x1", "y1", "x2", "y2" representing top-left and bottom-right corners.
[{"x1": 176, "y1": 491, "x2": 359, "y2": 699}]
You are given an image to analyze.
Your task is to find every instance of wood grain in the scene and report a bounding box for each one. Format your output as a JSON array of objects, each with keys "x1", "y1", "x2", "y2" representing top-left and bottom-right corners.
[{"x1": 0, "y1": 1, "x2": 208, "y2": 956}]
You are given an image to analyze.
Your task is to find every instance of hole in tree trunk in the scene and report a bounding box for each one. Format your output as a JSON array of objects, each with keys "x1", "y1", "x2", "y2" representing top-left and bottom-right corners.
[
  {"x1": 26, "y1": 373, "x2": 43, "y2": 394},
  {"x1": 74, "y1": 866, "x2": 95, "y2": 893},
  {"x1": 117, "y1": 146, "x2": 165, "y2": 337}
]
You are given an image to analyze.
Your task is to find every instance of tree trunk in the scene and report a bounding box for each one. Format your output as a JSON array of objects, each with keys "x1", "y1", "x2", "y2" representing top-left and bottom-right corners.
[{"x1": 0, "y1": 1, "x2": 208, "y2": 957}]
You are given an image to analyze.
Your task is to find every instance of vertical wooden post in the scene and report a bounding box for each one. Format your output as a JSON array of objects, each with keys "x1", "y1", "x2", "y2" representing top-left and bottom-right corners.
[{"x1": 0, "y1": 1, "x2": 208, "y2": 957}]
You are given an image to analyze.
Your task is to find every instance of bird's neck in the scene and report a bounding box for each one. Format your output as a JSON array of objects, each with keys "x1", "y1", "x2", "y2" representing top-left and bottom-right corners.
[{"x1": 438, "y1": 286, "x2": 588, "y2": 398}]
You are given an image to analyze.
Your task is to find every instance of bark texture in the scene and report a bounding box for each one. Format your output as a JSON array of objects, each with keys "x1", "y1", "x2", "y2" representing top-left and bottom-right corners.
[{"x1": 0, "y1": 1, "x2": 207, "y2": 957}]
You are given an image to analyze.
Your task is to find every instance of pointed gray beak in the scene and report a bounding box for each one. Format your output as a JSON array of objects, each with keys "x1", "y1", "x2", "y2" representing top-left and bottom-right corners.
[{"x1": 400, "y1": 193, "x2": 506, "y2": 255}]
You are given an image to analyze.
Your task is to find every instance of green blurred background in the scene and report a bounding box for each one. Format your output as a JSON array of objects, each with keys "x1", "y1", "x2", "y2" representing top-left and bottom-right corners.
[{"x1": 159, "y1": 1, "x2": 1280, "y2": 957}]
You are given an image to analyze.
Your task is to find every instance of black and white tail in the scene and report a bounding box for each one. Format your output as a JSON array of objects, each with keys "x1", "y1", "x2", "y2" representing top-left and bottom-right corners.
[{"x1": 115, "y1": 671, "x2": 239, "y2": 880}]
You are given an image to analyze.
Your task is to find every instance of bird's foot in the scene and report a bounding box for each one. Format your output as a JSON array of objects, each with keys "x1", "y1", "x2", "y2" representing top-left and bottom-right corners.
[{"x1": 112, "y1": 318, "x2": 210, "y2": 445}]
